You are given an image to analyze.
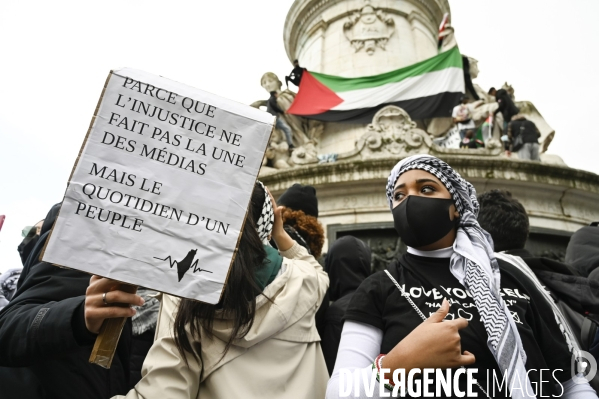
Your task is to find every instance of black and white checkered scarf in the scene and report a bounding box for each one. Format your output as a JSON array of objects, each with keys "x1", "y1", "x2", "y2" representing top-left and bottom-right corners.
[
  {"x1": 256, "y1": 181, "x2": 274, "y2": 245},
  {"x1": 387, "y1": 155, "x2": 535, "y2": 399}
]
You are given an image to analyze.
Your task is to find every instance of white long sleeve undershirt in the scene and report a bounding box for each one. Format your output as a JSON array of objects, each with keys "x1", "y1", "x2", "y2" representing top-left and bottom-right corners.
[{"x1": 326, "y1": 321, "x2": 383, "y2": 399}]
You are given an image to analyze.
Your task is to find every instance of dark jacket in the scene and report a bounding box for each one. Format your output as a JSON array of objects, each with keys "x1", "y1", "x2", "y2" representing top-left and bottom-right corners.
[
  {"x1": 321, "y1": 236, "x2": 371, "y2": 375},
  {"x1": 566, "y1": 224, "x2": 599, "y2": 279},
  {"x1": 0, "y1": 203, "x2": 132, "y2": 399},
  {"x1": 509, "y1": 118, "x2": 540, "y2": 144},
  {"x1": 506, "y1": 248, "x2": 599, "y2": 390},
  {"x1": 494, "y1": 89, "x2": 520, "y2": 122},
  {"x1": 505, "y1": 248, "x2": 599, "y2": 314},
  {"x1": 266, "y1": 93, "x2": 284, "y2": 116},
  {"x1": 287, "y1": 66, "x2": 305, "y2": 87}
]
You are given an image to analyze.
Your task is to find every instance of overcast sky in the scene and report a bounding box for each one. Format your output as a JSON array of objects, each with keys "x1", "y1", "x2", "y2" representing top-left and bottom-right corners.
[{"x1": 1, "y1": 0, "x2": 597, "y2": 273}]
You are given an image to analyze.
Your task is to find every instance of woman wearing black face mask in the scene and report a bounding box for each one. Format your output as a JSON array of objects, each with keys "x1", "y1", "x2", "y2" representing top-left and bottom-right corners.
[{"x1": 326, "y1": 155, "x2": 596, "y2": 399}]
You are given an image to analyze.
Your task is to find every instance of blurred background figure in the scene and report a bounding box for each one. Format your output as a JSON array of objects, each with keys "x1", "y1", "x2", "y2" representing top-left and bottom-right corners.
[
  {"x1": 18, "y1": 219, "x2": 44, "y2": 265},
  {"x1": 0, "y1": 268, "x2": 21, "y2": 310},
  {"x1": 508, "y1": 114, "x2": 541, "y2": 161},
  {"x1": 452, "y1": 96, "x2": 476, "y2": 139},
  {"x1": 285, "y1": 59, "x2": 305, "y2": 88},
  {"x1": 477, "y1": 189, "x2": 599, "y2": 386},
  {"x1": 460, "y1": 128, "x2": 485, "y2": 149},
  {"x1": 494, "y1": 88, "x2": 520, "y2": 132},
  {"x1": 277, "y1": 183, "x2": 324, "y2": 259},
  {"x1": 566, "y1": 222, "x2": 599, "y2": 281},
  {"x1": 276, "y1": 183, "x2": 328, "y2": 335},
  {"x1": 320, "y1": 236, "x2": 371, "y2": 375}
]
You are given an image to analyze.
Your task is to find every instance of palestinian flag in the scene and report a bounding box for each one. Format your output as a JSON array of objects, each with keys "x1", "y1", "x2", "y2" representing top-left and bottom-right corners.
[{"x1": 287, "y1": 46, "x2": 464, "y2": 124}]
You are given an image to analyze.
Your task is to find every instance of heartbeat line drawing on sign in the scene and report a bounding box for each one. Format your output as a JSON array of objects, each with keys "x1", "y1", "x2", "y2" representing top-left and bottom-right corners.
[{"x1": 154, "y1": 249, "x2": 213, "y2": 282}]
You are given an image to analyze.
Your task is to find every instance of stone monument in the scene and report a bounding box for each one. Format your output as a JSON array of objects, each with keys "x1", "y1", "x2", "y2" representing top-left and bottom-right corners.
[{"x1": 256, "y1": 0, "x2": 599, "y2": 265}]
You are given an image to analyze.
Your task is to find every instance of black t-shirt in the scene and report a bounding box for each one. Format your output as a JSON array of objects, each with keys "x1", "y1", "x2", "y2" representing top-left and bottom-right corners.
[{"x1": 345, "y1": 252, "x2": 573, "y2": 398}]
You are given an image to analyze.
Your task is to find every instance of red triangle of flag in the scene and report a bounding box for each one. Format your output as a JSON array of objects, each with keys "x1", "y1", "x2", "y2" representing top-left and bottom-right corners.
[{"x1": 287, "y1": 71, "x2": 343, "y2": 116}]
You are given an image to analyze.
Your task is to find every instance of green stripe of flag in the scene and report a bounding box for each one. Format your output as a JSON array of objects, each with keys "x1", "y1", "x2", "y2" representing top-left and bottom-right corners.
[{"x1": 310, "y1": 46, "x2": 463, "y2": 93}]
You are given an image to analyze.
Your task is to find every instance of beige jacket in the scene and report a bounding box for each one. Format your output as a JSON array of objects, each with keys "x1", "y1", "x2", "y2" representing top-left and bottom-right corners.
[{"x1": 115, "y1": 242, "x2": 329, "y2": 399}]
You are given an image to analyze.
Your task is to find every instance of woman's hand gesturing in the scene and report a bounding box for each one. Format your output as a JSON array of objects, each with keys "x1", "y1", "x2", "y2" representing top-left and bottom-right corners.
[{"x1": 382, "y1": 299, "x2": 475, "y2": 375}]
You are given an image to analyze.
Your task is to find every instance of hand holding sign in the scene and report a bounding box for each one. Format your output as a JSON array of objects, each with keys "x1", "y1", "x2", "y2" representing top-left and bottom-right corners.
[
  {"x1": 84, "y1": 276, "x2": 144, "y2": 334},
  {"x1": 41, "y1": 68, "x2": 274, "y2": 368},
  {"x1": 381, "y1": 299, "x2": 475, "y2": 376}
]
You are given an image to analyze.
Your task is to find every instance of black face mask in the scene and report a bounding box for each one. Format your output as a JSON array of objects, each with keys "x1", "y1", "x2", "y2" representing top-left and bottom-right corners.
[{"x1": 392, "y1": 196, "x2": 457, "y2": 248}]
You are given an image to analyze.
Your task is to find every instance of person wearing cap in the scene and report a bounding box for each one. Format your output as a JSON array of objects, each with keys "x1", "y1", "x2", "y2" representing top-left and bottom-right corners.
[{"x1": 277, "y1": 183, "x2": 324, "y2": 259}]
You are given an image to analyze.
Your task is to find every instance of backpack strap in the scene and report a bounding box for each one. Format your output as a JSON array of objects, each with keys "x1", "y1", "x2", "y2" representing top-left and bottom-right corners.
[{"x1": 582, "y1": 317, "x2": 597, "y2": 350}]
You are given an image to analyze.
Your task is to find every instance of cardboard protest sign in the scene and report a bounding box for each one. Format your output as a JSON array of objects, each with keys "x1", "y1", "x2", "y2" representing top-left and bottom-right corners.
[{"x1": 42, "y1": 68, "x2": 274, "y2": 304}]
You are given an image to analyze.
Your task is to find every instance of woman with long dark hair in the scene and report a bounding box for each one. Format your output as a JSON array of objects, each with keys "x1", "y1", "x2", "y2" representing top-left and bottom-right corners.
[
  {"x1": 326, "y1": 155, "x2": 596, "y2": 399},
  {"x1": 84, "y1": 181, "x2": 329, "y2": 399}
]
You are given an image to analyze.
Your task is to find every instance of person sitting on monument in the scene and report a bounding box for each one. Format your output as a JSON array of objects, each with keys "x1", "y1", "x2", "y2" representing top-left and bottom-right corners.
[
  {"x1": 452, "y1": 96, "x2": 478, "y2": 139},
  {"x1": 494, "y1": 88, "x2": 520, "y2": 132},
  {"x1": 459, "y1": 129, "x2": 484, "y2": 149},
  {"x1": 508, "y1": 114, "x2": 541, "y2": 161},
  {"x1": 84, "y1": 181, "x2": 330, "y2": 399},
  {"x1": 285, "y1": 59, "x2": 305, "y2": 88},
  {"x1": 267, "y1": 91, "x2": 295, "y2": 150},
  {"x1": 326, "y1": 154, "x2": 596, "y2": 398}
]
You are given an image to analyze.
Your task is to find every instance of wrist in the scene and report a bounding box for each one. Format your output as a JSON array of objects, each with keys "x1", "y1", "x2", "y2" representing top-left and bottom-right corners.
[
  {"x1": 385, "y1": 343, "x2": 416, "y2": 374},
  {"x1": 376, "y1": 355, "x2": 395, "y2": 391}
]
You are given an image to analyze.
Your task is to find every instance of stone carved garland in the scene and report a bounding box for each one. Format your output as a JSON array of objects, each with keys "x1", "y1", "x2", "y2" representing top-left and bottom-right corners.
[
  {"x1": 360, "y1": 106, "x2": 432, "y2": 156},
  {"x1": 343, "y1": 4, "x2": 395, "y2": 55}
]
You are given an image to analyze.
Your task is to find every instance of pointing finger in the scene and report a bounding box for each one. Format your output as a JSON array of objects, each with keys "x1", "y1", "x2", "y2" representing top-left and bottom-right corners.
[{"x1": 426, "y1": 298, "x2": 450, "y2": 323}]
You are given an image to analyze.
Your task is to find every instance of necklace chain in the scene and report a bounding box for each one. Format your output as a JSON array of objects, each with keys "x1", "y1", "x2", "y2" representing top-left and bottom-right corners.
[{"x1": 384, "y1": 270, "x2": 491, "y2": 398}]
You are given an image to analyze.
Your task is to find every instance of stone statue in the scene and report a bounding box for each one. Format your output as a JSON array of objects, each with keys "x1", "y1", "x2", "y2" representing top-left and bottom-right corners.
[
  {"x1": 264, "y1": 127, "x2": 293, "y2": 170},
  {"x1": 343, "y1": 4, "x2": 395, "y2": 55},
  {"x1": 252, "y1": 72, "x2": 324, "y2": 169},
  {"x1": 257, "y1": 72, "x2": 309, "y2": 145}
]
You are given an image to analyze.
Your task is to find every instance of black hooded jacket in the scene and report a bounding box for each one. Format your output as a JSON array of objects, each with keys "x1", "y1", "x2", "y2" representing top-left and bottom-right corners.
[
  {"x1": 0, "y1": 203, "x2": 132, "y2": 399},
  {"x1": 505, "y1": 247, "x2": 599, "y2": 390},
  {"x1": 321, "y1": 236, "x2": 371, "y2": 374},
  {"x1": 506, "y1": 248, "x2": 599, "y2": 314},
  {"x1": 493, "y1": 89, "x2": 520, "y2": 122},
  {"x1": 566, "y1": 224, "x2": 599, "y2": 279}
]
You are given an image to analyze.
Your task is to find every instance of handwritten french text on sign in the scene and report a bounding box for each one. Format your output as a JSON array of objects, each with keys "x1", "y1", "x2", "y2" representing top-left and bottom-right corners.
[{"x1": 42, "y1": 68, "x2": 274, "y2": 303}]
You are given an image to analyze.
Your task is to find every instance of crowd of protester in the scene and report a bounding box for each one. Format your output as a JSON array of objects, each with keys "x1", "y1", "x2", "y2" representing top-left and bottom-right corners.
[{"x1": 1, "y1": 154, "x2": 598, "y2": 398}]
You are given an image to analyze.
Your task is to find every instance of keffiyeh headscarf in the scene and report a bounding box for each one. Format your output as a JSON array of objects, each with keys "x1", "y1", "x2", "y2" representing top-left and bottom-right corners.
[
  {"x1": 387, "y1": 155, "x2": 535, "y2": 399},
  {"x1": 255, "y1": 181, "x2": 274, "y2": 245}
]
